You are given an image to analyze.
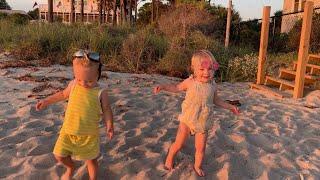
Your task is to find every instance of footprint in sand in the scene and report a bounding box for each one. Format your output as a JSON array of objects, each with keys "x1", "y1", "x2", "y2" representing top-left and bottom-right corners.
[
  {"x1": 117, "y1": 136, "x2": 143, "y2": 152},
  {"x1": 246, "y1": 134, "x2": 282, "y2": 153},
  {"x1": 31, "y1": 154, "x2": 56, "y2": 169},
  {"x1": 229, "y1": 154, "x2": 265, "y2": 179},
  {"x1": 127, "y1": 149, "x2": 146, "y2": 160}
]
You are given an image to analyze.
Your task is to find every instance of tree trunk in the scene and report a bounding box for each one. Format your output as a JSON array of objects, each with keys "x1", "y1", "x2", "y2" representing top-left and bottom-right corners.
[
  {"x1": 104, "y1": 0, "x2": 107, "y2": 23},
  {"x1": 112, "y1": 0, "x2": 117, "y2": 25},
  {"x1": 120, "y1": 0, "x2": 126, "y2": 24},
  {"x1": 48, "y1": 0, "x2": 53, "y2": 23},
  {"x1": 98, "y1": 0, "x2": 103, "y2": 24},
  {"x1": 151, "y1": 0, "x2": 155, "y2": 22},
  {"x1": 171, "y1": 0, "x2": 175, "y2": 7},
  {"x1": 80, "y1": 0, "x2": 84, "y2": 22},
  {"x1": 129, "y1": 0, "x2": 132, "y2": 25},
  {"x1": 70, "y1": 0, "x2": 75, "y2": 24},
  {"x1": 134, "y1": 0, "x2": 137, "y2": 23},
  {"x1": 156, "y1": 0, "x2": 159, "y2": 21}
]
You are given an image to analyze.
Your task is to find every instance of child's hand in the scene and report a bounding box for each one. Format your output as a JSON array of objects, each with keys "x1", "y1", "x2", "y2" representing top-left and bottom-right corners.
[
  {"x1": 231, "y1": 106, "x2": 240, "y2": 115},
  {"x1": 153, "y1": 85, "x2": 162, "y2": 94},
  {"x1": 106, "y1": 122, "x2": 114, "y2": 140},
  {"x1": 35, "y1": 100, "x2": 48, "y2": 111}
]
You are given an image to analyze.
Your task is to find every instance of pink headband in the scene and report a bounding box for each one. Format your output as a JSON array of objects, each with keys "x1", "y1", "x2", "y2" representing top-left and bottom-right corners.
[{"x1": 201, "y1": 59, "x2": 219, "y2": 71}]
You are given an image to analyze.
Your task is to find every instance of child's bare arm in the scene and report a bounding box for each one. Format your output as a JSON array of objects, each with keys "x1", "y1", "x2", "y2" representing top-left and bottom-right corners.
[
  {"x1": 35, "y1": 80, "x2": 74, "y2": 111},
  {"x1": 100, "y1": 89, "x2": 114, "y2": 140},
  {"x1": 213, "y1": 90, "x2": 240, "y2": 115},
  {"x1": 154, "y1": 78, "x2": 191, "y2": 94}
]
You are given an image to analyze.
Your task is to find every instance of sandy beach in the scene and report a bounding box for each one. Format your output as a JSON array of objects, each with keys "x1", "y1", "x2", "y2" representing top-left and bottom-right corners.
[{"x1": 0, "y1": 54, "x2": 319, "y2": 179}]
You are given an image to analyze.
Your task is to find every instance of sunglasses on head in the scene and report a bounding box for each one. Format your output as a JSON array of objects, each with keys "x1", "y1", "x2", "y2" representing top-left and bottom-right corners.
[
  {"x1": 73, "y1": 50, "x2": 100, "y2": 62},
  {"x1": 73, "y1": 49, "x2": 102, "y2": 80}
]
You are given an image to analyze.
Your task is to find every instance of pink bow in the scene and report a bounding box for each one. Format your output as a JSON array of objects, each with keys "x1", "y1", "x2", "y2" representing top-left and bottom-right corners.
[{"x1": 213, "y1": 62, "x2": 219, "y2": 71}]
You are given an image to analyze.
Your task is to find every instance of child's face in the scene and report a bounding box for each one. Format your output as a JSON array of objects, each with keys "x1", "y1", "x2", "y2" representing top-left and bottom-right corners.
[
  {"x1": 193, "y1": 58, "x2": 214, "y2": 83},
  {"x1": 73, "y1": 62, "x2": 99, "y2": 88}
]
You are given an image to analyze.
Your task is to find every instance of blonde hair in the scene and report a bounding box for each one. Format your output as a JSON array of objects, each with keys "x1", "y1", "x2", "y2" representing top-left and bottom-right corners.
[
  {"x1": 191, "y1": 50, "x2": 217, "y2": 72},
  {"x1": 73, "y1": 57, "x2": 98, "y2": 68}
]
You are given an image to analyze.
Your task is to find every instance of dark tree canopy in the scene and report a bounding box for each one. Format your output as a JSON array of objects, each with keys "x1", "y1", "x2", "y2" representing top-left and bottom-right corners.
[{"x1": 0, "y1": 0, "x2": 11, "y2": 10}]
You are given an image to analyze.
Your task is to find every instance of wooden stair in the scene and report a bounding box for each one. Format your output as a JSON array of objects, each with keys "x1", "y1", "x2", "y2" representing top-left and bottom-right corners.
[
  {"x1": 293, "y1": 62, "x2": 320, "y2": 75},
  {"x1": 251, "y1": 54, "x2": 320, "y2": 98},
  {"x1": 279, "y1": 68, "x2": 320, "y2": 86},
  {"x1": 309, "y1": 54, "x2": 320, "y2": 61},
  {"x1": 265, "y1": 76, "x2": 295, "y2": 90}
]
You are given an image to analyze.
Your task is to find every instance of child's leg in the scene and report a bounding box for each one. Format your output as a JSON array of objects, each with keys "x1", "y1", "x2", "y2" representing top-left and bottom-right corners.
[
  {"x1": 86, "y1": 158, "x2": 98, "y2": 180},
  {"x1": 165, "y1": 122, "x2": 190, "y2": 170},
  {"x1": 54, "y1": 155, "x2": 75, "y2": 180},
  {"x1": 194, "y1": 133, "x2": 207, "y2": 176}
]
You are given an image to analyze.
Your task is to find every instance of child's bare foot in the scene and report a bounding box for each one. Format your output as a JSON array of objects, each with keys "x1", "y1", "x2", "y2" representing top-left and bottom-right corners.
[
  {"x1": 61, "y1": 167, "x2": 74, "y2": 180},
  {"x1": 193, "y1": 166, "x2": 205, "y2": 177}
]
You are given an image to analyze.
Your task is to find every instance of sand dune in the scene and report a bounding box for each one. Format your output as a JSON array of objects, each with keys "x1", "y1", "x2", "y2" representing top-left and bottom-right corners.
[{"x1": 0, "y1": 55, "x2": 319, "y2": 179}]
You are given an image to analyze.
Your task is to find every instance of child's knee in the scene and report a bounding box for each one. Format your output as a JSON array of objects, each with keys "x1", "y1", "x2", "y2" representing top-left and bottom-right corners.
[{"x1": 86, "y1": 158, "x2": 98, "y2": 165}]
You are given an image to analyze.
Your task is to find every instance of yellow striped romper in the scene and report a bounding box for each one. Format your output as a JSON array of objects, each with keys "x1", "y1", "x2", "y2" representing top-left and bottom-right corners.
[{"x1": 53, "y1": 81, "x2": 104, "y2": 160}]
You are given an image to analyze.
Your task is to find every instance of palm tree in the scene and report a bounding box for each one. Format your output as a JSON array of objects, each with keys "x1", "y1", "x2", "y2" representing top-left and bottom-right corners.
[
  {"x1": 151, "y1": 0, "x2": 155, "y2": 22},
  {"x1": 134, "y1": 0, "x2": 137, "y2": 23},
  {"x1": 129, "y1": 0, "x2": 132, "y2": 24},
  {"x1": 98, "y1": 0, "x2": 103, "y2": 24},
  {"x1": 112, "y1": 0, "x2": 117, "y2": 25},
  {"x1": 120, "y1": 0, "x2": 125, "y2": 24},
  {"x1": 48, "y1": 0, "x2": 53, "y2": 22},
  {"x1": 156, "y1": 0, "x2": 159, "y2": 21},
  {"x1": 70, "y1": 0, "x2": 75, "y2": 23},
  {"x1": 80, "y1": 0, "x2": 84, "y2": 22}
]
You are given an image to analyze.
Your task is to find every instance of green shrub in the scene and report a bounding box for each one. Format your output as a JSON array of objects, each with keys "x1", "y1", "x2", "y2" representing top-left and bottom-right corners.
[
  {"x1": 157, "y1": 31, "x2": 209, "y2": 77},
  {"x1": 0, "y1": 12, "x2": 8, "y2": 20},
  {"x1": 119, "y1": 27, "x2": 168, "y2": 73},
  {"x1": 27, "y1": 8, "x2": 39, "y2": 20},
  {"x1": 266, "y1": 52, "x2": 297, "y2": 76},
  {"x1": 157, "y1": 45, "x2": 191, "y2": 77},
  {"x1": 227, "y1": 53, "x2": 258, "y2": 82},
  {"x1": 9, "y1": 13, "x2": 30, "y2": 25},
  {"x1": 158, "y1": 4, "x2": 215, "y2": 38}
]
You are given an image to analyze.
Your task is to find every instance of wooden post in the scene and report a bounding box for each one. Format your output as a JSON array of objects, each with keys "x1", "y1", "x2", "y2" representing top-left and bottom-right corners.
[
  {"x1": 257, "y1": 6, "x2": 271, "y2": 85},
  {"x1": 70, "y1": 0, "x2": 75, "y2": 24},
  {"x1": 48, "y1": 0, "x2": 53, "y2": 23},
  {"x1": 224, "y1": 0, "x2": 232, "y2": 48},
  {"x1": 293, "y1": 1, "x2": 314, "y2": 99}
]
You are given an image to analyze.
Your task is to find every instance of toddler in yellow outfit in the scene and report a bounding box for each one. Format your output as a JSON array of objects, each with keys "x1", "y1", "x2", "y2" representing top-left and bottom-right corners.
[{"x1": 36, "y1": 50, "x2": 114, "y2": 180}]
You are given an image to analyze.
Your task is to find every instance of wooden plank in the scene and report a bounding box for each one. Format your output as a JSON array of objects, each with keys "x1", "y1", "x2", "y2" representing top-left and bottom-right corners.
[
  {"x1": 293, "y1": 1, "x2": 314, "y2": 99},
  {"x1": 250, "y1": 83, "x2": 285, "y2": 98},
  {"x1": 293, "y1": 62, "x2": 320, "y2": 71},
  {"x1": 279, "y1": 68, "x2": 295, "y2": 80},
  {"x1": 309, "y1": 54, "x2": 320, "y2": 61},
  {"x1": 265, "y1": 76, "x2": 280, "y2": 87},
  {"x1": 257, "y1": 6, "x2": 271, "y2": 85},
  {"x1": 266, "y1": 76, "x2": 295, "y2": 88},
  {"x1": 279, "y1": 68, "x2": 319, "y2": 80}
]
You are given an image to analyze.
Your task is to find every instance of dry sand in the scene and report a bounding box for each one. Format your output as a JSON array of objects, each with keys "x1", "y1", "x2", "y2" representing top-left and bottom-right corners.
[{"x1": 0, "y1": 54, "x2": 319, "y2": 179}]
